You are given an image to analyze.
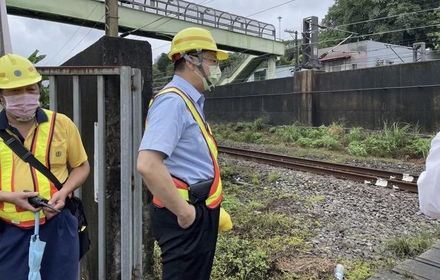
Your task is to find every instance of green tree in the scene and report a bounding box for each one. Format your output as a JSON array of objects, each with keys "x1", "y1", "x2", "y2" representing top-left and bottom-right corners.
[
  {"x1": 155, "y1": 53, "x2": 171, "y2": 74},
  {"x1": 320, "y1": 0, "x2": 440, "y2": 49},
  {"x1": 152, "y1": 53, "x2": 174, "y2": 90},
  {"x1": 27, "y1": 50, "x2": 49, "y2": 108}
]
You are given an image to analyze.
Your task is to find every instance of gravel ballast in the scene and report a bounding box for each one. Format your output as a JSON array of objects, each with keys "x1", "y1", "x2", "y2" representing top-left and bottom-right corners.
[{"x1": 220, "y1": 154, "x2": 440, "y2": 262}]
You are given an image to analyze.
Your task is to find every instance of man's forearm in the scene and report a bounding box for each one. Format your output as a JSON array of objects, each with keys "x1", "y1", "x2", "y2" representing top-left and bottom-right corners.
[
  {"x1": 137, "y1": 151, "x2": 191, "y2": 217},
  {"x1": 142, "y1": 163, "x2": 191, "y2": 217}
]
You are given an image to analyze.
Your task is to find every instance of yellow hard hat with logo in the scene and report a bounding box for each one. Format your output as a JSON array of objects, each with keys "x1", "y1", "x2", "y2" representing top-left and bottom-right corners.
[
  {"x1": 168, "y1": 27, "x2": 229, "y2": 61},
  {"x1": 0, "y1": 54, "x2": 42, "y2": 89}
]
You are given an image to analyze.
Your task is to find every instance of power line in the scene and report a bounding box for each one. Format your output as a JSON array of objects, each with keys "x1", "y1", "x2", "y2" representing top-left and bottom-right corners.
[
  {"x1": 246, "y1": 0, "x2": 295, "y2": 17},
  {"x1": 49, "y1": 2, "x2": 101, "y2": 65},
  {"x1": 120, "y1": 17, "x2": 164, "y2": 38},
  {"x1": 332, "y1": 6, "x2": 440, "y2": 29},
  {"x1": 61, "y1": 14, "x2": 105, "y2": 62},
  {"x1": 319, "y1": 22, "x2": 440, "y2": 45}
]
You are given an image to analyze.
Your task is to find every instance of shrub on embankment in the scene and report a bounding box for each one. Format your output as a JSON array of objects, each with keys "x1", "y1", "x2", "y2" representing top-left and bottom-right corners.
[{"x1": 212, "y1": 120, "x2": 433, "y2": 159}]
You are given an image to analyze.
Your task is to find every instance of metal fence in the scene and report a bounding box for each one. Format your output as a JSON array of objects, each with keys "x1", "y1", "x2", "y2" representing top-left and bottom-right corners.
[
  {"x1": 38, "y1": 66, "x2": 144, "y2": 280},
  {"x1": 113, "y1": 0, "x2": 276, "y2": 39}
]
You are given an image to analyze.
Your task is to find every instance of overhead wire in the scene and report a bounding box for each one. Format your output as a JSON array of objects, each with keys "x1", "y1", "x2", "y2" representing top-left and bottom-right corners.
[
  {"x1": 246, "y1": 0, "x2": 295, "y2": 17},
  {"x1": 48, "y1": 2, "x2": 101, "y2": 65},
  {"x1": 318, "y1": 23, "x2": 440, "y2": 45},
  {"x1": 318, "y1": 3, "x2": 440, "y2": 45},
  {"x1": 334, "y1": 6, "x2": 440, "y2": 29},
  {"x1": 60, "y1": 14, "x2": 106, "y2": 62}
]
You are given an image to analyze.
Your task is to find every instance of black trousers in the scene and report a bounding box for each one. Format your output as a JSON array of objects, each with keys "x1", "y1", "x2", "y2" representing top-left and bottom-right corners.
[{"x1": 150, "y1": 203, "x2": 220, "y2": 280}]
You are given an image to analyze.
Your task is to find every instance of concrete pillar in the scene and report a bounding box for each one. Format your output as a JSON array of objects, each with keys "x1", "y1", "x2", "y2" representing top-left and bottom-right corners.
[
  {"x1": 293, "y1": 70, "x2": 316, "y2": 125},
  {"x1": 105, "y1": 0, "x2": 118, "y2": 37},
  {"x1": 266, "y1": 56, "x2": 277, "y2": 79},
  {"x1": 58, "y1": 36, "x2": 153, "y2": 280}
]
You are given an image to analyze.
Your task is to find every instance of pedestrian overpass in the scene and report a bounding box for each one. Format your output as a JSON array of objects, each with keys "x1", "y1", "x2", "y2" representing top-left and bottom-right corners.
[{"x1": 6, "y1": 0, "x2": 285, "y2": 79}]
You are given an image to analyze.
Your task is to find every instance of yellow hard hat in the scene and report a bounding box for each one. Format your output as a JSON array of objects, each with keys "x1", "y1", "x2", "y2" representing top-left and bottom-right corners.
[
  {"x1": 168, "y1": 27, "x2": 229, "y2": 61},
  {"x1": 219, "y1": 207, "x2": 233, "y2": 233},
  {"x1": 0, "y1": 54, "x2": 42, "y2": 89}
]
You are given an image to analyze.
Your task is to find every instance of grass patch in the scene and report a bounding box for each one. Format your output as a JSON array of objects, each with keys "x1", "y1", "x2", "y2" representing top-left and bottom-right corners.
[
  {"x1": 343, "y1": 260, "x2": 375, "y2": 280},
  {"x1": 212, "y1": 121, "x2": 433, "y2": 160},
  {"x1": 386, "y1": 233, "x2": 438, "y2": 258},
  {"x1": 305, "y1": 195, "x2": 326, "y2": 204}
]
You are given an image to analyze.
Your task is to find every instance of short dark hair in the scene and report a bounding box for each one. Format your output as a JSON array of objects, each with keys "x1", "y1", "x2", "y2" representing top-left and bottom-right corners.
[{"x1": 174, "y1": 57, "x2": 186, "y2": 72}]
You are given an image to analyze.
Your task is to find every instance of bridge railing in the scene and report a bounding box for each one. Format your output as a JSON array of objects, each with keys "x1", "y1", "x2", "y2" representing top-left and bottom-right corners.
[{"x1": 114, "y1": 0, "x2": 276, "y2": 40}]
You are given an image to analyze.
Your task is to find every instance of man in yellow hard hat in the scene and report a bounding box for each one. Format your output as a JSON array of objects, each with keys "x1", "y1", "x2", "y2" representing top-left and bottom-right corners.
[
  {"x1": 137, "y1": 27, "x2": 228, "y2": 279},
  {"x1": 0, "y1": 54, "x2": 90, "y2": 279}
]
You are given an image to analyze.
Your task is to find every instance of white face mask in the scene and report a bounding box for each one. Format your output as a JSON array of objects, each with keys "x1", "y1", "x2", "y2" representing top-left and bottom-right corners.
[
  {"x1": 207, "y1": 65, "x2": 222, "y2": 87},
  {"x1": 197, "y1": 65, "x2": 222, "y2": 91},
  {"x1": 184, "y1": 54, "x2": 222, "y2": 91}
]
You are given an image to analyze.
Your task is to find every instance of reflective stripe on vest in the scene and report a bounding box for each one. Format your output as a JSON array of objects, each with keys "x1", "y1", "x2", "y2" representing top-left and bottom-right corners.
[
  {"x1": 149, "y1": 87, "x2": 223, "y2": 209},
  {"x1": 0, "y1": 109, "x2": 57, "y2": 227}
]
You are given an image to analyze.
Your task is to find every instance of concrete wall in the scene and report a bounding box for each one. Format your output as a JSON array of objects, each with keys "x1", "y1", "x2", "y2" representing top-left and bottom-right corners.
[
  {"x1": 315, "y1": 61, "x2": 440, "y2": 132},
  {"x1": 206, "y1": 77, "x2": 299, "y2": 124},
  {"x1": 206, "y1": 60, "x2": 440, "y2": 132}
]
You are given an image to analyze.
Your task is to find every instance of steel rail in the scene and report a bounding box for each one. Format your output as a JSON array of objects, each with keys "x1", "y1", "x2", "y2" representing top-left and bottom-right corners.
[{"x1": 218, "y1": 146, "x2": 418, "y2": 193}]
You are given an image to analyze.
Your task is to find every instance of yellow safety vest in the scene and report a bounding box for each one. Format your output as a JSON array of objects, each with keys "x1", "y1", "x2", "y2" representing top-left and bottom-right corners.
[
  {"x1": 0, "y1": 109, "x2": 57, "y2": 228},
  {"x1": 150, "y1": 87, "x2": 223, "y2": 209}
]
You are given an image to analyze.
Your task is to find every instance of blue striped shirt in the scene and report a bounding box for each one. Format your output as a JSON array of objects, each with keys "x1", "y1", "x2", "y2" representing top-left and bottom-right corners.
[{"x1": 139, "y1": 75, "x2": 214, "y2": 184}]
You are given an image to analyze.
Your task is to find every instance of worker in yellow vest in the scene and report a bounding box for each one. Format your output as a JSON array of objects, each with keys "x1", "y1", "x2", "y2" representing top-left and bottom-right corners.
[
  {"x1": 137, "y1": 27, "x2": 231, "y2": 279},
  {"x1": 0, "y1": 54, "x2": 90, "y2": 279}
]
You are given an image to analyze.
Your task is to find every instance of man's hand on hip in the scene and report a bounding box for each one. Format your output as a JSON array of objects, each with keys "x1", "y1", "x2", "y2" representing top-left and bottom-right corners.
[{"x1": 177, "y1": 204, "x2": 196, "y2": 229}]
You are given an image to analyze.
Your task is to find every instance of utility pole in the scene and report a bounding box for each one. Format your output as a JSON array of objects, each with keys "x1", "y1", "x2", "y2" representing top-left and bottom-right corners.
[
  {"x1": 295, "y1": 30, "x2": 299, "y2": 69},
  {"x1": 285, "y1": 29, "x2": 299, "y2": 70},
  {"x1": 302, "y1": 16, "x2": 320, "y2": 69},
  {"x1": 413, "y1": 42, "x2": 426, "y2": 62},
  {"x1": 0, "y1": 0, "x2": 12, "y2": 55},
  {"x1": 277, "y1": 16, "x2": 282, "y2": 41},
  {"x1": 105, "y1": 0, "x2": 118, "y2": 37}
]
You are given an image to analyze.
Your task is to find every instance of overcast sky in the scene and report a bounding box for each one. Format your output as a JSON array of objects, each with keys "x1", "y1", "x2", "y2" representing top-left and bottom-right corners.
[{"x1": 6, "y1": 0, "x2": 335, "y2": 65}]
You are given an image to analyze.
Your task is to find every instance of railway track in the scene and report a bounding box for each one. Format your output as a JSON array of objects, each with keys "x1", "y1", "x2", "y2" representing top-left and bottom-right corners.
[{"x1": 218, "y1": 146, "x2": 418, "y2": 193}]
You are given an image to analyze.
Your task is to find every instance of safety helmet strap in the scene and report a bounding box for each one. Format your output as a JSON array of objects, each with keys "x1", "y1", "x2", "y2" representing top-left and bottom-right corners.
[{"x1": 183, "y1": 52, "x2": 214, "y2": 88}]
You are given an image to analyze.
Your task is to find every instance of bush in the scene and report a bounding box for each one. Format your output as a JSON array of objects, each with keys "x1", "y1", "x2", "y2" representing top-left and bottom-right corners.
[
  {"x1": 382, "y1": 122, "x2": 412, "y2": 148},
  {"x1": 405, "y1": 137, "x2": 432, "y2": 158},
  {"x1": 304, "y1": 127, "x2": 325, "y2": 139},
  {"x1": 347, "y1": 127, "x2": 365, "y2": 143},
  {"x1": 311, "y1": 135, "x2": 342, "y2": 150},
  {"x1": 363, "y1": 135, "x2": 397, "y2": 157},
  {"x1": 243, "y1": 131, "x2": 263, "y2": 143},
  {"x1": 347, "y1": 141, "x2": 368, "y2": 157},
  {"x1": 275, "y1": 125, "x2": 303, "y2": 143},
  {"x1": 252, "y1": 117, "x2": 269, "y2": 131},
  {"x1": 326, "y1": 123, "x2": 345, "y2": 140},
  {"x1": 212, "y1": 236, "x2": 271, "y2": 280},
  {"x1": 297, "y1": 137, "x2": 314, "y2": 147}
]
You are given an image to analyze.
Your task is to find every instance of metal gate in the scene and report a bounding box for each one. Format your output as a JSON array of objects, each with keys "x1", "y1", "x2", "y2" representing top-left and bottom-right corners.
[{"x1": 37, "y1": 66, "x2": 144, "y2": 280}]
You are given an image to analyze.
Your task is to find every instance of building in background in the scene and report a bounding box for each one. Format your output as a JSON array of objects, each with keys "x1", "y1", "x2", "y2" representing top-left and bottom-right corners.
[
  {"x1": 318, "y1": 40, "x2": 440, "y2": 72},
  {"x1": 244, "y1": 39, "x2": 440, "y2": 81},
  {"x1": 247, "y1": 64, "x2": 294, "y2": 82}
]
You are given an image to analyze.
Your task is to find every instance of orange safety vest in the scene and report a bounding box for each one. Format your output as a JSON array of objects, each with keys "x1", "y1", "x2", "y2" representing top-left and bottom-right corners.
[
  {"x1": 149, "y1": 87, "x2": 223, "y2": 209},
  {"x1": 0, "y1": 109, "x2": 57, "y2": 228}
]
